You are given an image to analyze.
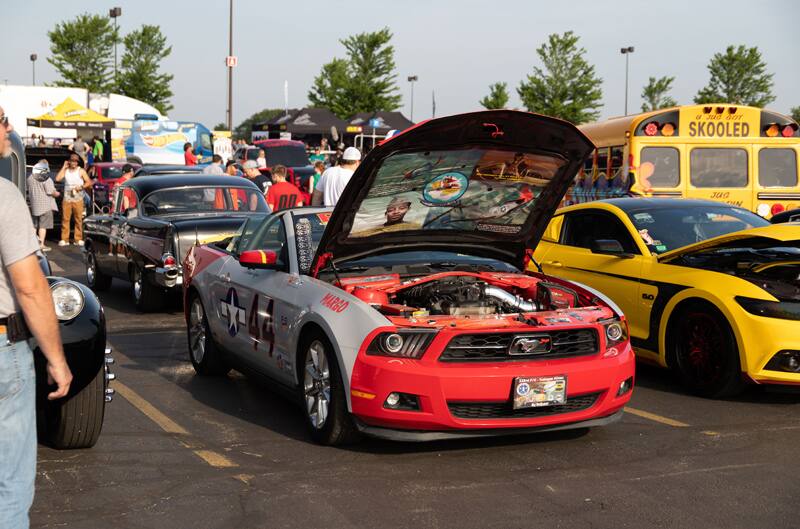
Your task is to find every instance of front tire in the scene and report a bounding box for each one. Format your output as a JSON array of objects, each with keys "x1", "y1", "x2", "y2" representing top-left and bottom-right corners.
[
  {"x1": 671, "y1": 303, "x2": 745, "y2": 398},
  {"x1": 86, "y1": 248, "x2": 112, "y2": 291},
  {"x1": 131, "y1": 266, "x2": 165, "y2": 312},
  {"x1": 187, "y1": 293, "x2": 230, "y2": 376},
  {"x1": 299, "y1": 333, "x2": 359, "y2": 445},
  {"x1": 42, "y1": 365, "x2": 106, "y2": 449}
]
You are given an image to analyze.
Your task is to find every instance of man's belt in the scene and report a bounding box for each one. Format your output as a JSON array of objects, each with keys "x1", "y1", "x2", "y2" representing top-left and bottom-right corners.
[{"x1": 0, "y1": 313, "x2": 32, "y2": 343}]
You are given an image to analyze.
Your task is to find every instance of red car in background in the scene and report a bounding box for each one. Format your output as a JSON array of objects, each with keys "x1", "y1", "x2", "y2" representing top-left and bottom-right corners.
[
  {"x1": 88, "y1": 162, "x2": 141, "y2": 212},
  {"x1": 234, "y1": 139, "x2": 315, "y2": 202}
]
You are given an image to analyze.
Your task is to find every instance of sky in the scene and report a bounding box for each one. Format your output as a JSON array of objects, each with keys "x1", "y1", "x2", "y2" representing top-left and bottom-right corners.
[{"x1": 2, "y1": 0, "x2": 798, "y2": 128}]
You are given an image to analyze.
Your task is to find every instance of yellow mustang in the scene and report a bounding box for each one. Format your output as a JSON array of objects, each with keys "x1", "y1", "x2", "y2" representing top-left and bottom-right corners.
[{"x1": 532, "y1": 198, "x2": 800, "y2": 397}]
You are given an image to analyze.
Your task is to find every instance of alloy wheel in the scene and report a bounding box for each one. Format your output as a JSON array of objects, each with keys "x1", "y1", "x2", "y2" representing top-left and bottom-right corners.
[
  {"x1": 188, "y1": 297, "x2": 206, "y2": 364},
  {"x1": 304, "y1": 340, "x2": 331, "y2": 430}
]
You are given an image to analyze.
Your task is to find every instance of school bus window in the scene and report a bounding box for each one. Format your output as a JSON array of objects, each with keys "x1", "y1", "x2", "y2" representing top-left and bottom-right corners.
[
  {"x1": 640, "y1": 147, "x2": 679, "y2": 187},
  {"x1": 610, "y1": 146, "x2": 624, "y2": 179},
  {"x1": 758, "y1": 148, "x2": 797, "y2": 187},
  {"x1": 690, "y1": 148, "x2": 748, "y2": 188},
  {"x1": 582, "y1": 151, "x2": 594, "y2": 174},
  {"x1": 595, "y1": 148, "x2": 609, "y2": 178}
]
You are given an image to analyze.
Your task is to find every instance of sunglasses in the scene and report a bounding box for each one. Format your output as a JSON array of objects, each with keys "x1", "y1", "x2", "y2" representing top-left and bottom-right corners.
[{"x1": 0, "y1": 114, "x2": 8, "y2": 127}]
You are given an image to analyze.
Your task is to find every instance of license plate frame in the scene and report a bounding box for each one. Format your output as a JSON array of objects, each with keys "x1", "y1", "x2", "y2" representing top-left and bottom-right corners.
[{"x1": 512, "y1": 375, "x2": 567, "y2": 409}]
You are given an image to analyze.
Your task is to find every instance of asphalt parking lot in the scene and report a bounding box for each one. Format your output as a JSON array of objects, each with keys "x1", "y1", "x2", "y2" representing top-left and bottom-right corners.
[{"x1": 32, "y1": 245, "x2": 800, "y2": 529}]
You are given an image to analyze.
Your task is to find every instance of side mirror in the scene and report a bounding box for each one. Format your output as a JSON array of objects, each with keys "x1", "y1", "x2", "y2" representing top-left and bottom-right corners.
[
  {"x1": 590, "y1": 239, "x2": 633, "y2": 258},
  {"x1": 239, "y1": 249, "x2": 279, "y2": 269}
]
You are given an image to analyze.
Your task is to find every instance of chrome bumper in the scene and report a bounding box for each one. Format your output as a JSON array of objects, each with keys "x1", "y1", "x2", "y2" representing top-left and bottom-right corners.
[
  {"x1": 104, "y1": 347, "x2": 115, "y2": 402},
  {"x1": 153, "y1": 266, "x2": 182, "y2": 288}
]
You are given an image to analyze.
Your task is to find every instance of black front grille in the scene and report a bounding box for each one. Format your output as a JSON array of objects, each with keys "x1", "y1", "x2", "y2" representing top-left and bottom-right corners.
[
  {"x1": 439, "y1": 329, "x2": 599, "y2": 362},
  {"x1": 448, "y1": 392, "x2": 602, "y2": 419}
]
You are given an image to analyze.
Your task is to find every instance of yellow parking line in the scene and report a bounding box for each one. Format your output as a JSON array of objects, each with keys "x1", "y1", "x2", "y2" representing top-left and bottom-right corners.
[
  {"x1": 114, "y1": 381, "x2": 238, "y2": 468},
  {"x1": 114, "y1": 381, "x2": 189, "y2": 435},
  {"x1": 624, "y1": 406, "x2": 690, "y2": 428}
]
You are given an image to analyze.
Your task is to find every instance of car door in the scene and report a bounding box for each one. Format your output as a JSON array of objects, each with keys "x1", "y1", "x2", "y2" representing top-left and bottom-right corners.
[
  {"x1": 213, "y1": 214, "x2": 295, "y2": 380},
  {"x1": 536, "y1": 209, "x2": 650, "y2": 339}
]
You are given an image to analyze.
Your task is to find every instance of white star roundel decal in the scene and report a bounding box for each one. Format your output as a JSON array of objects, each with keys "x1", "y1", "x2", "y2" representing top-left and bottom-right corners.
[{"x1": 220, "y1": 287, "x2": 246, "y2": 337}]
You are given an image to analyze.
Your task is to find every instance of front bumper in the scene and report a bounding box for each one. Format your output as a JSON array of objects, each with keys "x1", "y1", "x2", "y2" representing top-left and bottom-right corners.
[
  {"x1": 349, "y1": 340, "x2": 635, "y2": 434},
  {"x1": 736, "y1": 309, "x2": 800, "y2": 385}
]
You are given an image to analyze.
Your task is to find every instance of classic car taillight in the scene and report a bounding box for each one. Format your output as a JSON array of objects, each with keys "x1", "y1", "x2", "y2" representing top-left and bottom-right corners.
[{"x1": 161, "y1": 253, "x2": 177, "y2": 267}]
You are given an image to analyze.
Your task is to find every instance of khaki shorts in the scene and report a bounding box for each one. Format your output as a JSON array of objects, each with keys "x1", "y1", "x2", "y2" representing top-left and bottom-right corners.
[{"x1": 32, "y1": 210, "x2": 54, "y2": 230}]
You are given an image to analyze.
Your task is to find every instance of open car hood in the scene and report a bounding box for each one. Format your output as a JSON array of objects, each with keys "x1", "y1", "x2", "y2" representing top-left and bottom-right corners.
[
  {"x1": 658, "y1": 224, "x2": 800, "y2": 263},
  {"x1": 311, "y1": 110, "x2": 593, "y2": 273}
]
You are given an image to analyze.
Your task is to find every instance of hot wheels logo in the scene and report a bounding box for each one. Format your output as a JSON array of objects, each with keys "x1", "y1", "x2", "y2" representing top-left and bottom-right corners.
[{"x1": 140, "y1": 132, "x2": 187, "y2": 148}]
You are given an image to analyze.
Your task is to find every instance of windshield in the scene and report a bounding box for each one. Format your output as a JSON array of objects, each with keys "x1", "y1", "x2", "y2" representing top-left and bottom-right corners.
[
  {"x1": 348, "y1": 148, "x2": 566, "y2": 238},
  {"x1": 141, "y1": 187, "x2": 269, "y2": 215},
  {"x1": 101, "y1": 166, "x2": 125, "y2": 180},
  {"x1": 624, "y1": 205, "x2": 770, "y2": 254},
  {"x1": 265, "y1": 145, "x2": 310, "y2": 167}
]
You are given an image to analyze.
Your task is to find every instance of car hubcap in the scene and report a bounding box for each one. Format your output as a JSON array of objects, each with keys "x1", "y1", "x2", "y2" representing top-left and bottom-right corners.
[
  {"x1": 188, "y1": 298, "x2": 206, "y2": 364},
  {"x1": 87, "y1": 254, "x2": 96, "y2": 284},
  {"x1": 304, "y1": 341, "x2": 331, "y2": 430},
  {"x1": 680, "y1": 313, "x2": 724, "y2": 385},
  {"x1": 133, "y1": 270, "x2": 142, "y2": 302}
]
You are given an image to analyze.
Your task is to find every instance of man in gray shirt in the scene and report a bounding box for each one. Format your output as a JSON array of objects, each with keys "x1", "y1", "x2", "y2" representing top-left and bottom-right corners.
[{"x1": 0, "y1": 105, "x2": 72, "y2": 529}]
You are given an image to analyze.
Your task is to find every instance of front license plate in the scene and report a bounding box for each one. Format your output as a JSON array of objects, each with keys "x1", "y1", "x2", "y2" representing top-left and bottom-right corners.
[{"x1": 513, "y1": 375, "x2": 567, "y2": 409}]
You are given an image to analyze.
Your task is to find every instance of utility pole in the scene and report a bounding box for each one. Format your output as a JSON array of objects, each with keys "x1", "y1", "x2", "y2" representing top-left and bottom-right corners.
[
  {"x1": 431, "y1": 90, "x2": 436, "y2": 119},
  {"x1": 407, "y1": 75, "x2": 418, "y2": 122},
  {"x1": 30, "y1": 54, "x2": 37, "y2": 86},
  {"x1": 109, "y1": 7, "x2": 122, "y2": 85},
  {"x1": 227, "y1": 0, "x2": 234, "y2": 130},
  {"x1": 620, "y1": 46, "x2": 634, "y2": 116}
]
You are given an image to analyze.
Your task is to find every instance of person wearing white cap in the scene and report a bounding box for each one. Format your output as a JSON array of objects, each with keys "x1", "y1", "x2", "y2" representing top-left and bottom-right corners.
[
  {"x1": 26, "y1": 160, "x2": 60, "y2": 251},
  {"x1": 311, "y1": 146, "x2": 361, "y2": 207}
]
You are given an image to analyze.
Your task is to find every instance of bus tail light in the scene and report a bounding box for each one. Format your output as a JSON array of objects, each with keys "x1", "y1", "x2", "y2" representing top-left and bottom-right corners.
[
  {"x1": 660, "y1": 122, "x2": 676, "y2": 136},
  {"x1": 782, "y1": 124, "x2": 798, "y2": 138},
  {"x1": 771, "y1": 204, "x2": 785, "y2": 216},
  {"x1": 643, "y1": 122, "x2": 659, "y2": 136}
]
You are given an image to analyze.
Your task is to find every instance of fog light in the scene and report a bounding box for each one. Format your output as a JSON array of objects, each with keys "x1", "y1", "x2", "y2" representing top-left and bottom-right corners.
[
  {"x1": 383, "y1": 392, "x2": 421, "y2": 411},
  {"x1": 765, "y1": 350, "x2": 800, "y2": 373},
  {"x1": 385, "y1": 392, "x2": 400, "y2": 407},
  {"x1": 617, "y1": 377, "x2": 634, "y2": 396}
]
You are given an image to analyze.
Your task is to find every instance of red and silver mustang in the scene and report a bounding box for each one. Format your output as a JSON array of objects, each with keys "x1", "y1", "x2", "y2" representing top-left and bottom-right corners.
[{"x1": 183, "y1": 110, "x2": 635, "y2": 444}]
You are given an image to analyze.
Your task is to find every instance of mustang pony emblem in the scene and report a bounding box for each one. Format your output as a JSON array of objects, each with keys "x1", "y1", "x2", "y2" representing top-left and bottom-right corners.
[{"x1": 508, "y1": 335, "x2": 552, "y2": 355}]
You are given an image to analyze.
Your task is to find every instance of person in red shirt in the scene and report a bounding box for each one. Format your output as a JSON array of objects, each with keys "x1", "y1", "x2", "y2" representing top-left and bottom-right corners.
[
  {"x1": 183, "y1": 142, "x2": 197, "y2": 165},
  {"x1": 266, "y1": 165, "x2": 304, "y2": 211}
]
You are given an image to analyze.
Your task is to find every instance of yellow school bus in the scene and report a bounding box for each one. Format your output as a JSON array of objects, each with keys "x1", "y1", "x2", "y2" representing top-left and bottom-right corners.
[{"x1": 569, "y1": 104, "x2": 800, "y2": 217}]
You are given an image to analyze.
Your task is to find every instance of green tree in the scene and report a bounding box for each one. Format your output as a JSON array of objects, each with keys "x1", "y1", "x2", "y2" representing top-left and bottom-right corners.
[
  {"x1": 233, "y1": 108, "x2": 284, "y2": 141},
  {"x1": 308, "y1": 58, "x2": 351, "y2": 118},
  {"x1": 47, "y1": 13, "x2": 119, "y2": 92},
  {"x1": 641, "y1": 76, "x2": 677, "y2": 112},
  {"x1": 116, "y1": 25, "x2": 174, "y2": 114},
  {"x1": 790, "y1": 107, "x2": 800, "y2": 123},
  {"x1": 308, "y1": 28, "x2": 401, "y2": 118},
  {"x1": 213, "y1": 123, "x2": 228, "y2": 131},
  {"x1": 517, "y1": 31, "x2": 603, "y2": 124},
  {"x1": 694, "y1": 45, "x2": 775, "y2": 107},
  {"x1": 479, "y1": 82, "x2": 510, "y2": 110}
]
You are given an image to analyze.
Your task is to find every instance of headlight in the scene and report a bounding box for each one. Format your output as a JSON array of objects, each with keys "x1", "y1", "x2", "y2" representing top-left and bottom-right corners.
[
  {"x1": 366, "y1": 330, "x2": 437, "y2": 359},
  {"x1": 50, "y1": 281, "x2": 85, "y2": 321},
  {"x1": 600, "y1": 317, "x2": 628, "y2": 348},
  {"x1": 735, "y1": 296, "x2": 800, "y2": 321}
]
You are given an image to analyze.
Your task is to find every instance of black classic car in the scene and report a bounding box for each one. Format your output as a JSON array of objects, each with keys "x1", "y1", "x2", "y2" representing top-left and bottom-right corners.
[
  {"x1": 2, "y1": 131, "x2": 113, "y2": 449},
  {"x1": 771, "y1": 208, "x2": 800, "y2": 224},
  {"x1": 83, "y1": 174, "x2": 269, "y2": 311}
]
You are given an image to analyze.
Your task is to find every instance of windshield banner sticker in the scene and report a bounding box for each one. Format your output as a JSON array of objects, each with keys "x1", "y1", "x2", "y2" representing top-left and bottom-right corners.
[{"x1": 349, "y1": 149, "x2": 565, "y2": 239}]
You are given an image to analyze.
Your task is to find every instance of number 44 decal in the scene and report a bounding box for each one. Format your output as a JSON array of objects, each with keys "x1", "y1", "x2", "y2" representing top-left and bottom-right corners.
[{"x1": 247, "y1": 295, "x2": 275, "y2": 355}]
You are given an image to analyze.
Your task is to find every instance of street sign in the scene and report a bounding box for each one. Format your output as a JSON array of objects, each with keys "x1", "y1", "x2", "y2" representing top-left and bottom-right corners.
[{"x1": 226, "y1": 56, "x2": 238, "y2": 67}]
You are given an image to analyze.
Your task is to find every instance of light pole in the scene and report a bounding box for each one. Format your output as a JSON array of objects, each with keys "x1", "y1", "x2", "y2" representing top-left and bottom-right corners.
[
  {"x1": 30, "y1": 54, "x2": 37, "y2": 86},
  {"x1": 620, "y1": 46, "x2": 634, "y2": 116},
  {"x1": 109, "y1": 7, "x2": 122, "y2": 84},
  {"x1": 407, "y1": 75, "x2": 418, "y2": 122},
  {"x1": 227, "y1": 0, "x2": 234, "y2": 130}
]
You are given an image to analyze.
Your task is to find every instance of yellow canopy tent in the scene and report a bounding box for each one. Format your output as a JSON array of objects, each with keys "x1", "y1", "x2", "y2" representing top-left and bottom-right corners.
[{"x1": 27, "y1": 97, "x2": 114, "y2": 130}]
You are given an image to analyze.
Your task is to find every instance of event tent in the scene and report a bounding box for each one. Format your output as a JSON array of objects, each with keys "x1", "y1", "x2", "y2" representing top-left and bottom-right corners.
[{"x1": 27, "y1": 97, "x2": 114, "y2": 130}]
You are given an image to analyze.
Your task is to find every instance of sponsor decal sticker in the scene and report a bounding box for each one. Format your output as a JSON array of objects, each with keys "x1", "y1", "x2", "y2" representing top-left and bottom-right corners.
[
  {"x1": 321, "y1": 293, "x2": 349, "y2": 313},
  {"x1": 422, "y1": 172, "x2": 469, "y2": 205}
]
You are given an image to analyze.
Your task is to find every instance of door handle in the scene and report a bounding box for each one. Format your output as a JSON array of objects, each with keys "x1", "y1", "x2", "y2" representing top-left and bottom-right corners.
[
  {"x1": 543, "y1": 260, "x2": 563, "y2": 268},
  {"x1": 222, "y1": 273, "x2": 231, "y2": 283}
]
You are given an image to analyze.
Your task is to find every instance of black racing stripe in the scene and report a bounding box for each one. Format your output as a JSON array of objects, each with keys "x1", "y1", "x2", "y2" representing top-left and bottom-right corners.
[{"x1": 564, "y1": 266, "x2": 690, "y2": 352}]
